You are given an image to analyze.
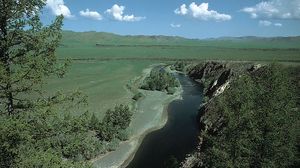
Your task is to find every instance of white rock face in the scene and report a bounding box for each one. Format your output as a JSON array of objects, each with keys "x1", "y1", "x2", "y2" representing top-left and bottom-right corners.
[
  {"x1": 253, "y1": 64, "x2": 262, "y2": 70},
  {"x1": 211, "y1": 79, "x2": 218, "y2": 88},
  {"x1": 213, "y1": 81, "x2": 230, "y2": 97}
]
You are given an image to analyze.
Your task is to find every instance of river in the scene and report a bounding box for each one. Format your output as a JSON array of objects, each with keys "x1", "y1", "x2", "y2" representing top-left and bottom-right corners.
[{"x1": 126, "y1": 73, "x2": 203, "y2": 168}]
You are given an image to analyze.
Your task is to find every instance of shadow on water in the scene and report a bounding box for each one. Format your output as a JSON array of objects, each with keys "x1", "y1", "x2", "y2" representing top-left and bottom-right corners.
[{"x1": 127, "y1": 73, "x2": 203, "y2": 168}]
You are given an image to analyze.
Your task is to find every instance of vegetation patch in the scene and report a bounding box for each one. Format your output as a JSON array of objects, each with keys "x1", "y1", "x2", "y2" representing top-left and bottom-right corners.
[
  {"x1": 170, "y1": 61, "x2": 189, "y2": 72},
  {"x1": 141, "y1": 68, "x2": 180, "y2": 94},
  {"x1": 198, "y1": 64, "x2": 299, "y2": 167},
  {"x1": 132, "y1": 92, "x2": 144, "y2": 101}
]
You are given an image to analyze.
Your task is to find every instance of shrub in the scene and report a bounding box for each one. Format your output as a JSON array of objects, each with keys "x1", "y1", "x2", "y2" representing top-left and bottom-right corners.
[
  {"x1": 97, "y1": 104, "x2": 133, "y2": 142},
  {"x1": 141, "y1": 69, "x2": 179, "y2": 94},
  {"x1": 167, "y1": 87, "x2": 176, "y2": 95},
  {"x1": 133, "y1": 92, "x2": 143, "y2": 101}
]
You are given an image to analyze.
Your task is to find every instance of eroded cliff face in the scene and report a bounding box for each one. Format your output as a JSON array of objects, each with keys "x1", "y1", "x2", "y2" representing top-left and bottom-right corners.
[
  {"x1": 188, "y1": 62, "x2": 233, "y2": 99},
  {"x1": 181, "y1": 62, "x2": 259, "y2": 168}
]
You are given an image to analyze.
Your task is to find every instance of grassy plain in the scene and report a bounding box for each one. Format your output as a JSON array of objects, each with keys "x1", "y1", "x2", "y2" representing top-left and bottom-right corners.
[
  {"x1": 45, "y1": 60, "x2": 155, "y2": 118},
  {"x1": 48, "y1": 31, "x2": 300, "y2": 117}
]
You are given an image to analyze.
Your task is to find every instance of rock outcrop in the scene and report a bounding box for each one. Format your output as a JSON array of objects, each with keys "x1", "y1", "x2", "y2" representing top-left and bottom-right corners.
[
  {"x1": 181, "y1": 61, "x2": 258, "y2": 168},
  {"x1": 188, "y1": 62, "x2": 232, "y2": 98}
]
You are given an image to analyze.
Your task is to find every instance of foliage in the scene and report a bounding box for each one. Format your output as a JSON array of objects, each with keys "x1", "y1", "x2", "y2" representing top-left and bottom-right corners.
[
  {"x1": 97, "y1": 104, "x2": 132, "y2": 141},
  {"x1": 171, "y1": 61, "x2": 188, "y2": 72},
  {"x1": 89, "y1": 112, "x2": 99, "y2": 130},
  {"x1": 0, "y1": 0, "x2": 67, "y2": 115},
  {"x1": 14, "y1": 147, "x2": 91, "y2": 168},
  {"x1": 0, "y1": 103, "x2": 133, "y2": 167},
  {"x1": 141, "y1": 69, "x2": 179, "y2": 93},
  {"x1": 167, "y1": 87, "x2": 177, "y2": 95},
  {"x1": 133, "y1": 92, "x2": 143, "y2": 101},
  {"x1": 0, "y1": 109, "x2": 94, "y2": 167},
  {"x1": 201, "y1": 64, "x2": 299, "y2": 168},
  {"x1": 0, "y1": 1, "x2": 135, "y2": 167}
]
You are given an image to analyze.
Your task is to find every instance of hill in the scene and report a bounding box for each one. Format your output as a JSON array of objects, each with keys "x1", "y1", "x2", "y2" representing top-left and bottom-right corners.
[
  {"x1": 61, "y1": 31, "x2": 300, "y2": 49},
  {"x1": 57, "y1": 31, "x2": 300, "y2": 62}
]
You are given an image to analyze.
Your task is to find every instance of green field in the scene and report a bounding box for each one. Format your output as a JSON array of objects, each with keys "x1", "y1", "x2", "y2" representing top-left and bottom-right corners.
[
  {"x1": 45, "y1": 60, "x2": 155, "y2": 117},
  {"x1": 58, "y1": 31, "x2": 300, "y2": 62},
  {"x1": 48, "y1": 31, "x2": 300, "y2": 117}
]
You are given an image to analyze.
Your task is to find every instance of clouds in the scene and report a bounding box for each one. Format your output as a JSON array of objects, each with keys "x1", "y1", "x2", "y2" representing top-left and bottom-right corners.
[
  {"x1": 175, "y1": 4, "x2": 188, "y2": 15},
  {"x1": 105, "y1": 4, "x2": 145, "y2": 22},
  {"x1": 45, "y1": 2, "x2": 144, "y2": 22},
  {"x1": 44, "y1": 0, "x2": 294, "y2": 31},
  {"x1": 259, "y1": 20, "x2": 283, "y2": 27},
  {"x1": 80, "y1": 9, "x2": 102, "y2": 20},
  {"x1": 240, "y1": 0, "x2": 299, "y2": 28},
  {"x1": 241, "y1": 0, "x2": 300, "y2": 20},
  {"x1": 175, "y1": 2, "x2": 231, "y2": 21},
  {"x1": 274, "y1": 23, "x2": 283, "y2": 27},
  {"x1": 259, "y1": 20, "x2": 272, "y2": 26},
  {"x1": 46, "y1": 0, "x2": 73, "y2": 18},
  {"x1": 170, "y1": 23, "x2": 181, "y2": 28}
]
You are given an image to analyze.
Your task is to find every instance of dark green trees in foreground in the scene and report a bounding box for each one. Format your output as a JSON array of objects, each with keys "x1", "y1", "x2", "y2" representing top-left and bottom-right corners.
[
  {"x1": 0, "y1": 1, "x2": 133, "y2": 167},
  {"x1": 0, "y1": 0, "x2": 66, "y2": 115},
  {"x1": 202, "y1": 64, "x2": 299, "y2": 168}
]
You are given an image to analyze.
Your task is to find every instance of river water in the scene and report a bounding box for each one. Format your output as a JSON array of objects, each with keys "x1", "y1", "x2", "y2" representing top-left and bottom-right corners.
[{"x1": 127, "y1": 73, "x2": 203, "y2": 168}]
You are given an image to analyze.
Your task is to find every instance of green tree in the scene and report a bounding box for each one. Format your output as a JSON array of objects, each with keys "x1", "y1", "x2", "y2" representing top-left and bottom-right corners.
[
  {"x1": 0, "y1": 1, "x2": 95, "y2": 167},
  {"x1": 89, "y1": 112, "x2": 99, "y2": 130},
  {"x1": 141, "y1": 69, "x2": 179, "y2": 92},
  {"x1": 0, "y1": 0, "x2": 66, "y2": 115},
  {"x1": 250, "y1": 64, "x2": 298, "y2": 167},
  {"x1": 203, "y1": 75, "x2": 256, "y2": 168},
  {"x1": 202, "y1": 64, "x2": 299, "y2": 168},
  {"x1": 97, "y1": 104, "x2": 132, "y2": 141}
]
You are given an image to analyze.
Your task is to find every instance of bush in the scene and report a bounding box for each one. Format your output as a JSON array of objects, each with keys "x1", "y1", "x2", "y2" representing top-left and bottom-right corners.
[
  {"x1": 117, "y1": 129, "x2": 130, "y2": 141},
  {"x1": 171, "y1": 61, "x2": 188, "y2": 72},
  {"x1": 202, "y1": 64, "x2": 299, "y2": 167},
  {"x1": 167, "y1": 87, "x2": 176, "y2": 95},
  {"x1": 132, "y1": 92, "x2": 143, "y2": 101},
  {"x1": 97, "y1": 104, "x2": 133, "y2": 142},
  {"x1": 106, "y1": 138, "x2": 120, "y2": 152},
  {"x1": 141, "y1": 69, "x2": 179, "y2": 94},
  {"x1": 0, "y1": 109, "x2": 96, "y2": 167}
]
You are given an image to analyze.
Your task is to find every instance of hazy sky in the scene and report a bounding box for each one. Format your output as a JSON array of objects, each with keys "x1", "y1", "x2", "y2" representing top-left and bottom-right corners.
[{"x1": 42, "y1": 0, "x2": 300, "y2": 38}]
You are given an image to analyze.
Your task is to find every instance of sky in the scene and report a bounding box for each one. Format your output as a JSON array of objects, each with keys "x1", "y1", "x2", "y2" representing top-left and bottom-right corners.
[{"x1": 41, "y1": 0, "x2": 300, "y2": 39}]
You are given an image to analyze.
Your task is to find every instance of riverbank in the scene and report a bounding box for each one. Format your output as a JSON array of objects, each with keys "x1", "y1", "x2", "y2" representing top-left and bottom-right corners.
[{"x1": 92, "y1": 65, "x2": 183, "y2": 168}]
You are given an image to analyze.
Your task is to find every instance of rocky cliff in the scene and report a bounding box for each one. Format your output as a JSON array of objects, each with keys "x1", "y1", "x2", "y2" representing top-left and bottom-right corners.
[
  {"x1": 188, "y1": 62, "x2": 233, "y2": 98},
  {"x1": 181, "y1": 61, "x2": 258, "y2": 168}
]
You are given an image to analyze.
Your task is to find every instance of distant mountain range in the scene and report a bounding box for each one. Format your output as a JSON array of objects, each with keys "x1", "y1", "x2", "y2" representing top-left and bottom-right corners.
[{"x1": 61, "y1": 31, "x2": 300, "y2": 49}]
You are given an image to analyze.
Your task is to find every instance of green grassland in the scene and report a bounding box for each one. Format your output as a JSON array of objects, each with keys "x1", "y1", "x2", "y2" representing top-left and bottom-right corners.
[
  {"x1": 58, "y1": 31, "x2": 300, "y2": 62},
  {"x1": 45, "y1": 60, "x2": 155, "y2": 118},
  {"x1": 48, "y1": 31, "x2": 300, "y2": 117}
]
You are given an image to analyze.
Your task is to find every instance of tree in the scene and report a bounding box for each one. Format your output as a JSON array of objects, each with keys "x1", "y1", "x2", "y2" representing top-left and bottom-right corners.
[
  {"x1": 202, "y1": 64, "x2": 299, "y2": 168},
  {"x1": 89, "y1": 112, "x2": 99, "y2": 130},
  {"x1": 249, "y1": 64, "x2": 298, "y2": 167},
  {"x1": 141, "y1": 69, "x2": 179, "y2": 92},
  {"x1": 97, "y1": 104, "x2": 132, "y2": 141},
  {"x1": 203, "y1": 75, "x2": 256, "y2": 168},
  {"x1": 0, "y1": 0, "x2": 65, "y2": 115}
]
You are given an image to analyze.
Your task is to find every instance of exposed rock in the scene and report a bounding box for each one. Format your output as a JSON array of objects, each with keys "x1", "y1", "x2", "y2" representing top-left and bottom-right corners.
[
  {"x1": 213, "y1": 81, "x2": 230, "y2": 97},
  {"x1": 248, "y1": 64, "x2": 262, "y2": 72},
  {"x1": 188, "y1": 62, "x2": 232, "y2": 98},
  {"x1": 188, "y1": 62, "x2": 226, "y2": 82},
  {"x1": 205, "y1": 69, "x2": 232, "y2": 98},
  {"x1": 181, "y1": 61, "x2": 253, "y2": 168}
]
